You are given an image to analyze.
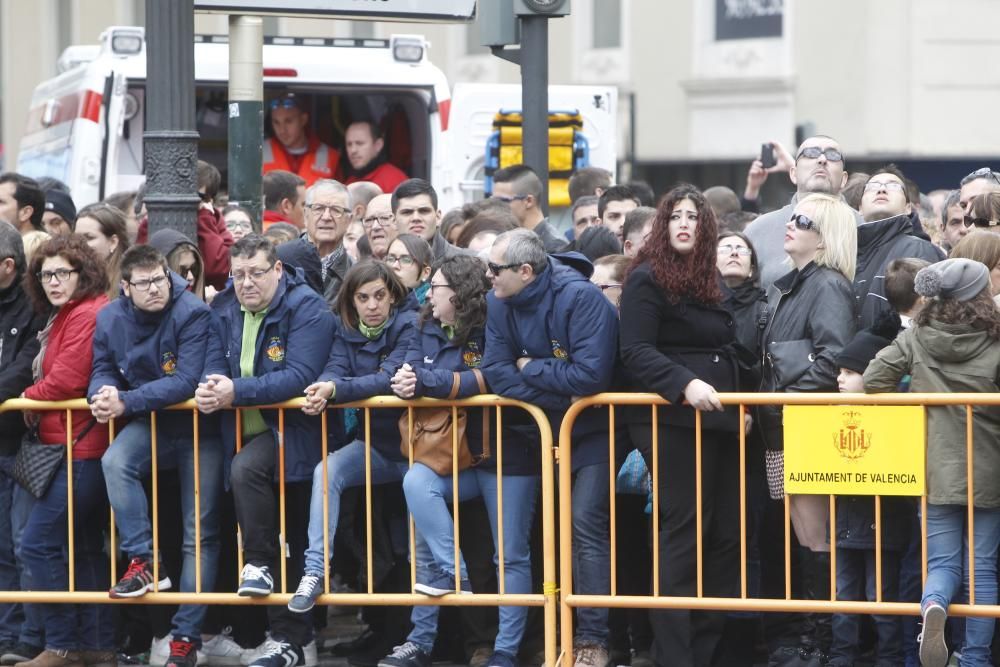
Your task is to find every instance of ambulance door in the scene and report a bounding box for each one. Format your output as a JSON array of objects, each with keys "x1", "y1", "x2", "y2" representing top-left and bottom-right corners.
[
  {"x1": 99, "y1": 72, "x2": 130, "y2": 199},
  {"x1": 445, "y1": 82, "x2": 618, "y2": 205}
]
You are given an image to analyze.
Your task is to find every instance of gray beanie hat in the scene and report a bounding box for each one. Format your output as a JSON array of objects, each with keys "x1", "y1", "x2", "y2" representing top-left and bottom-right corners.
[{"x1": 914, "y1": 258, "x2": 990, "y2": 302}]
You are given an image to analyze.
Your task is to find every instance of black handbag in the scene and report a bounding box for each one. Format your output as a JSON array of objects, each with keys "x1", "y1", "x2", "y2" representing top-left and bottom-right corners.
[{"x1": 13, "y1": 419, "x2": 96, "y2": 499}]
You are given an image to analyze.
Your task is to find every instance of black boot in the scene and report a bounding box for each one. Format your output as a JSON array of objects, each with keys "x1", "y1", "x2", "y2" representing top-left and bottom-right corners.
[{"x1": 799, "y1": 550, "x2": 832, "y2": 667}]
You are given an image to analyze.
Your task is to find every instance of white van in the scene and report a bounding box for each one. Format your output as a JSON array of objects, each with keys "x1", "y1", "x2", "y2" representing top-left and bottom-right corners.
[{"x1": 16, "y1": 26, "x2": 617, "y2": 213}]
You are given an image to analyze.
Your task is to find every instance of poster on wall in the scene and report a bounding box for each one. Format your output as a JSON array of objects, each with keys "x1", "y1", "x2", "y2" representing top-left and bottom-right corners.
[{"x1": 715, "y1": 0, "x2": 784, "y2": 41}]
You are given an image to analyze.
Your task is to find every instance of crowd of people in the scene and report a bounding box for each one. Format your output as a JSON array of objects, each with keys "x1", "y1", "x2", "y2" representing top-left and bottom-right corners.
[{"x1": 0, "y1": 130, "x2": 999, "y2": 667}]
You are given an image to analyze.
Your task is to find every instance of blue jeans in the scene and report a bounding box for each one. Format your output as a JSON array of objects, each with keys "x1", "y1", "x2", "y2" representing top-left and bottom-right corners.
[
  {"x1": 921, "y1": 503, "x2": 1000, "y2": 666},
  {"x1": 101, "y1": 419, "x2": 222, "y2": 640},
  {"x1": 403, "y1": 463, "x2": 539, "y2": 657},
  {"x1": 0, "y1": 455, "x2": 39, "y2": 646},
  {"x1": 572, "y1": 461, "x2": 610, "y2": 647},
  {"x1": 303, "y1": 440, "x2": 408, "y2": 575},
  {"x1": 18, "y1": 459, "x2": 113, "y2": 651},
  {"x1": 829, "y1": 548, "x2": 903, "y2": 666}
]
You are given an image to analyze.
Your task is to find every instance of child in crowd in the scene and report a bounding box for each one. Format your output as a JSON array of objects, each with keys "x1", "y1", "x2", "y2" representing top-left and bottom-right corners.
[
  {"x1": 865, "y1": 259, "x2": 1000, "y2": 667},
  {"x1": 884, "y1": 258, "x2": 931, "y2": 329},
  {"x1": 829, "y1": 317, "x2": 910, "y2": 667}
]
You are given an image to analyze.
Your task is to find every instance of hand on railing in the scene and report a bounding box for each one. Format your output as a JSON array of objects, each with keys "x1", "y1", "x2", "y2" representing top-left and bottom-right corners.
[
  {"x1": 302, "y1": 381, "x2": 335, "y2": 415},
  {"x1": 195, "y1": 375, "x2": 235, "y2": 414},
  {"x1": 390, "y1": 364, "x2": 417, "y2": 399},
  {"x1": 683, "y1": 379, "x2": 724, "y2": 412},
  {"x1": 90, "y1": 385, "x2": 125, "y2": 423}
]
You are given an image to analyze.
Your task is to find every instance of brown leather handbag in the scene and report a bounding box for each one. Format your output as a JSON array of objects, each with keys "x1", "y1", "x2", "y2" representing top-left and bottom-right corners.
[{"x1": 399, "y1": 369, "x2": 490, "y2": 475}]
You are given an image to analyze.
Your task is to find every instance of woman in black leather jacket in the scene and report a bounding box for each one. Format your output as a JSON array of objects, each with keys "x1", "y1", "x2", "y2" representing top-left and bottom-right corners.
[{"x1": 757, "y1": 192, "x2": 857, "y2": 665}]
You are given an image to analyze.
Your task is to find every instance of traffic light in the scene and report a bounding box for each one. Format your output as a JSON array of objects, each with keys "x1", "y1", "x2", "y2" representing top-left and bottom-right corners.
[{"x1": 513, "y1": 0, "x2": 571, "y2": 16}]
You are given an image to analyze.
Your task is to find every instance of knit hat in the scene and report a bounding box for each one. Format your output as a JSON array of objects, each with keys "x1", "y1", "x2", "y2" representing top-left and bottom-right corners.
[
  {"x1": 44, "y1": 190, "x2": 76, "y2": 223},
  {"x1": 914, "y1": 258, "x2": 989, "y2": 302},
  {"x1": 836, "y1": 330, "x2": 892, "y2": 374}
]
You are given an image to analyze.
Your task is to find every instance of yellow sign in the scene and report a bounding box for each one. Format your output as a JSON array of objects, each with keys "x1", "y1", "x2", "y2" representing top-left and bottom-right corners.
[{"x1": 783, "y1": 405, "x2": 925, "y2": 496}]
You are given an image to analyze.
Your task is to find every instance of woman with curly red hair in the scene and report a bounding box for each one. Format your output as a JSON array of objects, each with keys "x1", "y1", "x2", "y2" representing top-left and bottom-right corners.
[{"x1": 619, "y1": 183, "x2": 742, "y2": 665}]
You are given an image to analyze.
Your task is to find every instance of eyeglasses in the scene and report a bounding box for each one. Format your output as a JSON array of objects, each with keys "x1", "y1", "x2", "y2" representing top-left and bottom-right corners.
[
  {"x1": 37, "y1": 268, "x2": 78, "y2": 284},
  {"x1": 964, "y1": 216, "x2": 1000, "y2": 229},
  {"x1": 863, "y1": 180, "x2": 906, "y2": 193},
  {"x1": 789, "y1": 213, "x2": 818, "y2": 231},
  {"x1": 717, "y1": 244, "x2": 752, "y2": 256},
  {"x1": 429, "y1": 282, "x2": 452, "y2": 292},
  {"x1": 269, "y1": 95, "x2": 299, "y2": 110},
  {"x1": 396, "y1": 206, "x2": 436, "y2": 217},
  {"x1": 231, "y1": 264, "x2": 275, "y2": 284},
  {"x1": 129, "y1": 274, "x2": 169, "y2": 292},
  {"x1": 596, "y1": 283, "x2": 622, "y2": 292},
  {"x1": 226, "y1": 220, "x2": 253, "y2": 231},
  {"x1": 385, "y1": 254, "x2": 415, "y2": 266},
  {"x1": 308, "y1": 204, "x2": 349, "y2": 219},
  {"x1": 362, "y1": 213, "x2": 394, "y2": 228},
  {"x1": 795, "y1": 147, "x2": 844, "y2": 162},
  {"x1": 487, "y1": 261, "x2": 520, "y2": 275},
  {"x1": 490, "y1": 194, "x2": 528, "y2": 203},
  {"x1": 964, "y1": 167, "x2": 1000, "y2": 186}
]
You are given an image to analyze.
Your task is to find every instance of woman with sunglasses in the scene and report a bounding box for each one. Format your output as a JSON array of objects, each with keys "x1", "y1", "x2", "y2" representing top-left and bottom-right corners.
[
  {"x1": 19, "y1": 235, "x2": 113, "y2": 667},
  {"x1": 757, "y1": 193, "x2": 857, "y2": 665},
  {"x1": 386, "y1": 233, "x2": 433, "y2": 310},
  {"x1": 619, "y1": 184, "x2": 745, "y2": 665}
]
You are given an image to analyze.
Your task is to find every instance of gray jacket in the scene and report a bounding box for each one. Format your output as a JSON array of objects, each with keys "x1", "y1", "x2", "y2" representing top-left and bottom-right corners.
[
  {"x1": 865, "y1": 320, "x2": 1000, "y2": 508},
  {"x1": 757, "y1": 261, "x2": 857, "y2": 449}
]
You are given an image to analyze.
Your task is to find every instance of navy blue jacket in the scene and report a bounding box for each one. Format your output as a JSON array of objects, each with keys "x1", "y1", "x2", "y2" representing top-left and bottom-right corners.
[
  {"x1": 482, "y1": 255, "x2": 619, "y2": 472},
  {"x1": 321, "y1": 308, "x2": 416, "y2": 461},
  {"x1": 210, "y1": 267, "x2": 337, "y2": 483},
  {"x1": 90, "y1": 271, "x2": 217, "y2": 435}
]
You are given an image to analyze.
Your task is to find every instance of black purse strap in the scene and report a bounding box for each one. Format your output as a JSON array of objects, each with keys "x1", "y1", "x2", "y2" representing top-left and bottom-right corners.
[{"x1": 72, "y1": 417, "x2": 98, "y2": 445}]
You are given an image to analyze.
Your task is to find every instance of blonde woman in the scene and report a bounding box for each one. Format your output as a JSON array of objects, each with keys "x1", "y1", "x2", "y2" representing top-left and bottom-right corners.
[{"x1": 756, "y1": 192, "x2": 858, "y2": 663}]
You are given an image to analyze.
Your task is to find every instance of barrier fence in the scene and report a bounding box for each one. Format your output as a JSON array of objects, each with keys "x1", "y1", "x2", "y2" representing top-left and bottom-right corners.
[{"x1": 0, "y1": 392, "x2": 996, "y2": 667}]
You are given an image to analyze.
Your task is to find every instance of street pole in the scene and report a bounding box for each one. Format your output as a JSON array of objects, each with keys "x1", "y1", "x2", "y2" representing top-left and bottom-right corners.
[
  {"x1": 520, "y1": 15, "x2": 549, "y2": 216},
  {"x1": 227, "y1": 15, "x2": 264, "y2": 231},
  {"x1": 144, "y1": 0, "x2": 199, "y2": 240}
]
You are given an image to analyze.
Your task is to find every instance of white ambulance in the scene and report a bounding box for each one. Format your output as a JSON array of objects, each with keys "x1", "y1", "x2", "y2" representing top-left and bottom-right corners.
[{"x1": 16, "y1": 25, "x2": 617, "y2": 213}]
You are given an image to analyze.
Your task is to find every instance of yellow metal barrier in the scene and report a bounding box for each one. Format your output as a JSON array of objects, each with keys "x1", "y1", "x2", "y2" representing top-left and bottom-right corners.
[
  {"x1": 0, "y1": 395, "x2": 558, "y2": 667},
  {"x1": 557, "y1": 392, "x2": 1000, "y2": 666}
]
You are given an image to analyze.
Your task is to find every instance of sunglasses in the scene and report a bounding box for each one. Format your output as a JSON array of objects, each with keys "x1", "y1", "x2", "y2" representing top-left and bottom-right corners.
[
  {"x1": 487, "y1": 261, "x2": 520, "y2": 275},
  {"x1": 964, "y1": 215, "x2": 1000, "y2": 229},
  {"x1": 795, "y1": 146, "x2": 844, "y2": 162},
  {"x1": 269, "y1": 95, "x2": 299, "y2": 111},
  {"x1": 789, "y1": 213, "x2": 818, "y2": 231},
  {"x1": 964, "y1": 167, "x2": 1000, "y2": 186}
]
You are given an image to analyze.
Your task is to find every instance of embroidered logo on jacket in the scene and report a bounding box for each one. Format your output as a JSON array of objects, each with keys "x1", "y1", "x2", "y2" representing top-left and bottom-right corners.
[
  {"x1": 161, "y1": 352, "x2": 177, "y2": 375},
  {"x1": 463, "y1": 341, "x2": 482, "y2": 368},
  {"x1": 266, "y1": 337, "x2": 285, "y2": 362},
  {"x1": 551, "y1": 339, "x2": 569, "y2": 361}
]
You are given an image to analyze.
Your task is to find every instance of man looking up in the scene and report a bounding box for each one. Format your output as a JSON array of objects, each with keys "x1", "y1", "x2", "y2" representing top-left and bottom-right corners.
[
  {"x1": 492, "y1": 164, "x2": 566, "y2": 252},
  {"x1": 744, "y1": 135, "x2": 852, "y2": 289},
  {"x1": 263, "y1": 93, "x2": 340, "y2": 187},
  {"x1": 342, "y1": 121, "x2": 408, "y2": 193}
]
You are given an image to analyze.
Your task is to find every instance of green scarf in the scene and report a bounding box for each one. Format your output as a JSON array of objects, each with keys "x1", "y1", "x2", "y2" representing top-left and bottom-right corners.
[{"x1": 358, "y1": 318, "x2": 388, "y2": 339}]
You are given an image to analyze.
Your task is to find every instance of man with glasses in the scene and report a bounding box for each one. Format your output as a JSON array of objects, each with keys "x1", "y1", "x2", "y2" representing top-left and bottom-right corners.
[
  {"x1": 362, "y1": 193, "x2": 397, "y2": 260},
  {"x1": 263, "y1": 170, "x2": 307, "y2": 231},
  {"x1": 302, "y1": 179, "x2": 353, "y2": 306},
  {"x1": 195, "y1": 235, "x2": 336, "y2": 667},
  {"x1": 958, "y1": 167, "x2": 1000, "y2": 214},
  {"x1": 392, "y1": 178, "x2": 470, "y2": 260},
  {"x1": 263, "y1": 93, "x2": 340, "y2": 187},
  {"x1": 745, "y1": 135, "x2": 858, "y2": 289},
  {"x1": 89, "y1": 245, "x2": 223, "y2": 667},
  {"x1": 482, "y1": 229, "x2": 619, "y2": 667},
  {"x1": 492, "y1": 164, "x2": 567, "y2": 252},
  {"x1": 855, "y1": 166, "x2": 942, "y2": 328}
]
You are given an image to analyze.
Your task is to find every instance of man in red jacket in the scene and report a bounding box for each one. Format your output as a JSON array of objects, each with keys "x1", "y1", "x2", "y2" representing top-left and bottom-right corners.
[
  {"x1": 263, "y1": 94, "x2": 340, "y2": 187},
  {"x1": 342, "y1": 121, "x2": 408, "y2": 193}
]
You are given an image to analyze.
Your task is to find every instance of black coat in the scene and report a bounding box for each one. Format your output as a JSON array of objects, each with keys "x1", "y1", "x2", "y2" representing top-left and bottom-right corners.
[
  {"x1": 724, "y1": 280, "x2": 767, "y2": 390},
  {"x1": 619, "y1": 263, "x2": 741, "y2": 433},
  {"x1": 757, "y1": 262, "x2": 856, "y2": 450},
  {"x1": 0, "y1": 279, "x2": 47, "y2": 456}
]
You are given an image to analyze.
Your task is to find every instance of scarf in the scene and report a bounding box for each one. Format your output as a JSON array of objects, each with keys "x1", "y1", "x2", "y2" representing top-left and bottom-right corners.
[{"x1": 31, "y1": 310, "x2": 58, "y2": 383}]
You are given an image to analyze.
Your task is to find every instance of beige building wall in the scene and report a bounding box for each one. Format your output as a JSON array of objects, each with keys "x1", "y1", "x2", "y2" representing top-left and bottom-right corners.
[{"x1": 5, "y1": 2, "x2": 1000, "y2": 171}]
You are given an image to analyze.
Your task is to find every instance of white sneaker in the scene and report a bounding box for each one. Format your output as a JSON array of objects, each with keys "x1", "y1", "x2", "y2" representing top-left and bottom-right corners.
[
  {"x1": 302, "y1": 641, "x2": 317, "y2": 667},
  {"x1": 151, "y1": 635, "x2": 208, "y2": 666},
  {"x1": 201, "y1": 628, "x2": 245, "y2": 666}
]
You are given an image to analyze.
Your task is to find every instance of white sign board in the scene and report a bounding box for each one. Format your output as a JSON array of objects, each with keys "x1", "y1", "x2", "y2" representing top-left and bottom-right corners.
[{"x1": 194, "y1": 0, "x2": 476, "y2": 22}]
